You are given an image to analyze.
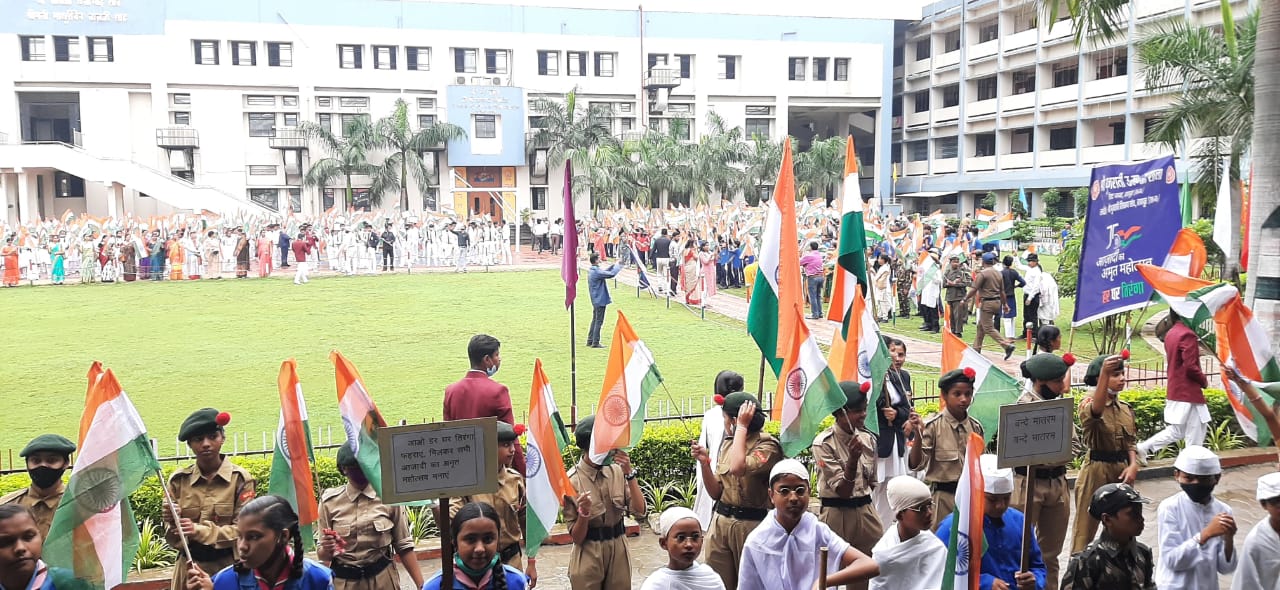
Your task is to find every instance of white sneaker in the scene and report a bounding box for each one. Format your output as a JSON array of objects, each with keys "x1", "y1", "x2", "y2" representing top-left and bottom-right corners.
[{"x1": 1135, "y1": 445, "x2": 1149, "y2": 466}]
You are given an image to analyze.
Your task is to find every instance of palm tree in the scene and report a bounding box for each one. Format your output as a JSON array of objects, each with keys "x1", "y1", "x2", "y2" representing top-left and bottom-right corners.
[
  {"x1": 527, "y1": 91, "x2": 619, "y2": 210},
  {"x1": 795, "y1": 136, "x2": 846, "y2": 203},
  {"x1": 690, "y1": 113, "x2": 749, "y2": 206},
  {"x1": 740, "y1": 136, "x2": 788, "y2": 205},
  {"x1": 375, "y1": 98, "x2": 466, "y2": 211},
  {"x1": 299, "y1": 116, "x2": 399, "y2": 209}
]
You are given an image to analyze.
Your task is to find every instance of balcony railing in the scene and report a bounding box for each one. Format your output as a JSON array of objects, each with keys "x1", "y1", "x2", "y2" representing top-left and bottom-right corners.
[
  {"x1": 644, "y1": 67, "x2": 680, "y2": 89},
  {"x1": 269, "y1": 127, "x2": 308, "y2": 150},
  {"x1": 156, "y1": 127, "x2": 198, "y2": 149}
]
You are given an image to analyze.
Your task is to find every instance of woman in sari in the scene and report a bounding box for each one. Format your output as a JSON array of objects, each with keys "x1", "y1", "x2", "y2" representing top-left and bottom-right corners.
[
  {"x1": 872, "y1": 253, "x2": 894, "y2": 321},
  {"x1": 203, "y1": 230, "x2": 222, "y2": 279},
  {"x1": 699, "y1": 242, "x2": 717, "y2": 299},
  {"x1": 257, "y1": 230, "x2": 273, "y2": 277},
  {"x1": 120, "y1": 239, "x2": 137, "y2": 282},
  {"x1": 680, "y1": 241, "x2": 703, "y2": 306},
  {"x1": 168, "y1": 232, "x2": 185, "y2": 281},
  {"x1": 234, "y1": 229, "x2": 251, "y2": 278},
  {"x1": 99, "y1": 237, "x2": 117, "y2": 283},
  {"x1": 79, "y1": 237, "x2": 97, "y2": 283},
  {"x1": 1, "y1": 237, "x2": 19, "y2": 287},
  {"x1": 49, "y1": 234, "x2": 66, "y2": 285}
]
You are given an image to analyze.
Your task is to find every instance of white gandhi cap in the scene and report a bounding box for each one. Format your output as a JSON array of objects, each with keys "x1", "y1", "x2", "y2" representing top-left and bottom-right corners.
[{"x1": 981, "y1": 454, "x2": 1014, "y2": 494}]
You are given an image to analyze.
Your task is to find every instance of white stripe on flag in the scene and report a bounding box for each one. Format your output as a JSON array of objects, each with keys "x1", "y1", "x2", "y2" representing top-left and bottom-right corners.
[
  {"x1": 78, "y1": 392, "x2": 148, "y2": 468},
  {"x1": 88, "y1": 503, "x2": 125, "y2": 588}
]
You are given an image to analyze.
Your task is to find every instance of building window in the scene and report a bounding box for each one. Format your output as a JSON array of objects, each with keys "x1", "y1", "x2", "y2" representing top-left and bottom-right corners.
[
  {"x1": 474, "y1": 114, "x2": 497, "y2": 138},
  {"x1": 339, "y1": 97, "x2": 369, "y2": 108},
  {"x1": 915, "y1": 38, "x2": 931, "y2": 60},
  {"x1": 418, "y1": 114, "x2": 437, "y2": 128},
  {"x1": 193, "y1": 40, "x2": 218, "y2": 65},
  {"x1": 267, "y1": 42, "x2": 292, "y2": 66},
  {"x1": 316, "y1": 97, "x2": 332, "y2": 108},
  {"x1": 567, "y1": 51, "x2": 587, "y2": 76},
  {"x1": 974, "y1": 133, "x2": 996, "y2": 157},
  {"x1": 339, "y1": 44, "x2": 362, "y2": 69},
  {"x1": 813, "y1": 58, "x2": 828, "y2": 81},
  {"x1": 283, "y1": 113, "x2": 298, "y2": 127},
  {"x1": 1144, "y1": 117, "x2": 1160, "y2": 138},
  {"x1": 454, "y1": 48, "x2": 477, "y2": 73},
  {"x1": 718, "y1": 55, "x2": 738, "y2": 79},
  {"x1": 248, "y1": 188, "x2": 279, "y2": 211},
  {"x1": 54, "y1": 36, "x2": 80, "y2": 62},
  {"x1": 231, "y1": 41, "x2": 256, "y2": 66},
  {"x1": 907, "y1": 140, "x2": 929, "y2": 162},
  {"x1": 288, "y1": 188, "x2": 302, "y2": 213},
  {"x1": 1052, "y1": 63, "x2": 1078, "y2": 87},
  {"x1": 1012, "y1": 70, "x2": 1036, "y2": 94},
  {"x1": 788, "y1": 57, "x2": 806, "y2": 81},
  {"x1": 1049, "y1": 126, "x2": 1077, "y2": 150},
  {"x1": 648, "y1": 53, "x2": 668, "y2": 68},
  {"x1": 620, "y1": 117, "x2": 635, "y2": 131},
  {"x1": 485, "y1": 49, "x2": 509, "y2": 74},
  {"x1": 282, "y1": 96, "x2": 298, "y2": 107},
  {"x1": 913, "y1": 90, "x2": 930, "y2": 113},
  {"x1": 943, "y1": 30, "x2": 961, "y2": 53},
  {"x1": 942, "y1": 84, "x2": 960, "y2": 108},
  {"x1": 532, "y1": 187, "x2": 547, "y2": 210},
  {"x1": 1095, "y1": 50, "x2": 1127, "y2": 79},
  {"x1": 977, "y1": 76, "x2": 998, "y2": 101},
  {"x1": 374, "y1": 45, "x2": 397, "y2": 70},
  {"x1": 1110, "y1": 122, "x2": 1126, "y2": 145},
  {"x1": 339, "y1": 114, "x2": 368, "y2": 131},
  {"x1": 318, "y1": 113, "x2": 333, "y2": 133},
  {"x1": 676, "y1": 54, "x2": 692, "y2": 78},
  {"x1": 834, "y1": 58, "x2": 849, "y2": 81},
  {"x1": 407, "y1": 46, "x2": 430, "y2": 71},
  {"x1": 171, "y1": 93, "x2": 191, "y2": 105},
  {"x1": 745, "y1": 118, "x2": 771, "y2": 138},
  {"x1": 935, "y1": 136, "x2": 958, "y2": 159},
  {"x1": 538, "y1": 50, "x2": 559, "y2": 75},
  {"x1": 20, "y1": 36, "x2": 45, "y2": 61},
  {"x1": 171, "y1": 111, "x2": 191, "y2": 125},
  {"x1": 745, "y1": 105, "x2": 773, "y2": 116},
  {"x1": 594, "y1": 52, "x2": 615, "y2": 77},
  {"x1": 893, "y1": 45, "x2": 904, "y2": 67},
  {"x1": 88, "y1": 37, "x2": 113, "y2": 62},
  {"x1": 246, "y1": 95, "x2": 276, "y2": 106},
  {"x1": 1012, "y1": 128, "x2": 1034, "y2": 153},
  {"x1": 249, "y1": 165, "x2": 278, "y2": 175},
  {"x1": 978, "y1": 21, "x2": 999, "y2": 43},
  {"x1": 248, "y1": 113, "x2": 276, "y2": 137},
  {"x1": 417, "y1": 98, "x2": 436, "y2": 110}
]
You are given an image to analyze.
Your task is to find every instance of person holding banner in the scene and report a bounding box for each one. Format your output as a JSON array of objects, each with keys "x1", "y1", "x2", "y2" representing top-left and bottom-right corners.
[
  {"x1": 564, "y1": 416, "x2": 646, "y2": 590},
  {"x1": 1014, "y1": 354, "x2": 1074, "y2": 590},
  {"x1": 1071, "y1": 355, "x2": 1139, "y2": 554},
  {"x1": 907, "y1": 369, "x2": 985, "y2": 531},
  {"x1": 1136, "y1": 312, "x2": 1211, "y2": 463},
  {"x1": 422, "y1": 502, "x2": 529, "y2": 590}
]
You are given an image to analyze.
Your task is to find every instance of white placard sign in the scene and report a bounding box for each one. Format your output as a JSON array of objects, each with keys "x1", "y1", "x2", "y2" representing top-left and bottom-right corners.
[
  {"x1": 995, "y1": 397, "x2": 1076, "y2": 469},
  {"x1": 376, "y1": 417, "x2": 498, "y2": 504}
]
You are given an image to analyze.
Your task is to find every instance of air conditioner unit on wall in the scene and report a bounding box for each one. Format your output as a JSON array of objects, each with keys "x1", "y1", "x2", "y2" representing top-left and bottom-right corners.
[{"x1": 456, "y1": 76, "x2": 467, "y2": 85}]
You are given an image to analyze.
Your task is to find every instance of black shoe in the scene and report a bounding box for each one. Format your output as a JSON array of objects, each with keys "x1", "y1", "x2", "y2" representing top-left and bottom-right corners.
[
  {"x1": 588, "y1": 343, "x2": 604, "y2": 349},
  {"x1": 1004, "y1": 344, "x2": 1016, "y2": 360}
]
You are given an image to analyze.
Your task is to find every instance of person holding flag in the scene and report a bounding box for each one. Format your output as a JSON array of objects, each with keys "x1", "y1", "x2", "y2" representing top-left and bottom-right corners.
[
  {"x1": 1136, "y1": 309, "x2": 1211, "y2": 463},
  {"x1": 1013, "y1": 354, "x2": 1074, "y2": 590},
  {"x1": 526, "y1": 359, "x2": 575, "y2": 588},
  {"x1": 587, "y1": 252, "x2": 624, "y2": 348},
  {"x1": 0, "y1": 435, "x2": 76, "y2": 539},
  {"x1": 811, "y1": 381, "x2": 883, "y2": 590},
  {"x1": 450, "y1": 422, "x2": 528, "y2": 574},
  {"x1": 164, "y1": 408, "x2": 256, "y2": 590},
  {"x1": 316, "y1": 443, "x2": 423, "y2": 590},
  {"x1": 907, "y1": 369, "x2": 986, "y2": 530},
  {"x1": 564, "y1": 416, "x2": 646, "y2": 590}
]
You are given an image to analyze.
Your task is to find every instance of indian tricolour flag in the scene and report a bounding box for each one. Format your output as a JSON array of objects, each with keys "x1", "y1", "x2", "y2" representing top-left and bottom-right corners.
[
  {"x1": 270, "y1": 359, "x2": 318, "y2": 549},
  {"x1": 1162, "y1": 228, "x2": 1208, "y2": 278},
  {"x1": 827, "y1": 286, "x2": 891, "y2": 434},
  {"x1": 941, "y1": 328, "x2": 1021, "y2": 444},
  {"x1": 826, "y1": 135, "x2": 869, "y2": 324},
  {"x1": 978, "y1": 212, "x2": 1016, "y2": 242},
  {"x1": 525, "y1": 359, "x2": 576, "y2": 557},
  {"x1": 332, "y1": 350, "x2": 388, "y2": 496},
  {"x1": 45, "y1": 367, "x2": 161, "y2": 590},
  {"x1": 942, "y1": 432, "x2": 986, "y2": 590},
  {"x1": 974, "y1": 208, "x2": 997, "y2": 222},
  {"x1": 589, "y1": 311, "x2": 664, "y2": 463}
]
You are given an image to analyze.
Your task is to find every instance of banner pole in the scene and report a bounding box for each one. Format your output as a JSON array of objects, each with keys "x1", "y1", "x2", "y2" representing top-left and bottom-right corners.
[
  {"x1": 757, "y1": 354, "x2": 767, "y2": 398},
  {"x1": 570, "y1": 301, "x2": 578, "y2": 425}
]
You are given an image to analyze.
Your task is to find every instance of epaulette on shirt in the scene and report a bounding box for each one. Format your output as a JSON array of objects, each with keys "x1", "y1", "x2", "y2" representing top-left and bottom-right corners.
[
  {"x1": 319, "y1": 486, "x2": 346, "y2": 502},
  {"x1": 812, "y1": 430, "x2": 835, "y2": 446}
]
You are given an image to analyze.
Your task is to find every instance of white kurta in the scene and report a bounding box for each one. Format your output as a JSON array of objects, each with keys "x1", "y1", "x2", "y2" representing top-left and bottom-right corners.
[
  {"x1": 1156, "y1": 492, "x2": 1237, "y2": 590},
  {"x1": 693, "y1": 406, "x2": 726, "y2": 529},
  {"x1": 869, "y1": 524, "x2": 947, "y2": 590},
  {"x1": 1231, "y1": 519, "x2": 1280, "y2": 590},
  {"x1": 738, "y1": 511, "x2": 850, "y2": 590},
  {"x1": 640, "y1": 563, "x2": 725, "y2": 590}
]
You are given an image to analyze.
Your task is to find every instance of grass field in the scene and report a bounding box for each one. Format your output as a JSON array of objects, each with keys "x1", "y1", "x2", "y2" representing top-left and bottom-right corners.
[{"x1": 0, "y1": 270, "x2": 778, "y2": 460}]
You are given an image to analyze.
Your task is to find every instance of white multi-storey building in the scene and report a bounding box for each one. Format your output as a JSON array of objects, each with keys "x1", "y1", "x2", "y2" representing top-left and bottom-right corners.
[
  {"x1": 890, "y1": 0, "x2": 1250, "y2": 218},
  {"x1": 0, "y1": 0, "x2": 915, "y2": 224}
]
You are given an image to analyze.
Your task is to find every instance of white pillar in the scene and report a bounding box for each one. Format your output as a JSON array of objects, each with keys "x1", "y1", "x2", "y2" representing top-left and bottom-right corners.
[
  {"x1": 107, "y1": 182, "x2": 125, "y2": 219},
  {"x1": 1, "y1": 173, "x2": 14, "y2": 226},
  {"x1": 16, "y1": 171, "x2": 37, "y2": 224}
]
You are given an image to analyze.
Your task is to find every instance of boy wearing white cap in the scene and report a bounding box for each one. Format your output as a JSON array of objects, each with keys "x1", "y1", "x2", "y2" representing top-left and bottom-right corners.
[
  {"x1": 641, "y1": 507, "x2": 725, "y2": 590},
  {"x1": 1230, "y1": 472, "x2": 1280, "y2": 590},
  {"x1": 1156, "y1": 445, "x2": 1237, "y2": 589},
  {"x1": 869, "y1": 476, "x2": 946, "y2": 590},
  {"x1": 738, "y1": 459, "x2": 879, "y2": 590},
  {"x1": 935, "y1": 455, "x2": 1046, "y2": 590}
]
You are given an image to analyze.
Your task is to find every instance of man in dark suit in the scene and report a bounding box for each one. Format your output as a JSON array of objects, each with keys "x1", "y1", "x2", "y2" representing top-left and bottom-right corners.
[{"x1": 443, "y1": 334, "x2": 525, "y2": 473}]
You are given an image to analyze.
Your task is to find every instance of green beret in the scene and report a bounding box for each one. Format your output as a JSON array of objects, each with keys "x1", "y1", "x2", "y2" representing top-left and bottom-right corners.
[
  {"x1": 178, "y1": 408, "x2": 225, "y2": 442},
  {"x1": 939, "y1": 369, "x2": 975, "y2": 392},
  {"x1": 838, "y1": 381, "x2": 869, "y2": 409},
  {"x1": 1084, "y1": 355, "x2": 1108, "y2": 383},
  {"x1": 336, "y1": 443, "x2": 358, "y2": 467},
  {"x1": 721, "y1": 392, "x2": 760, "y2": 417},
  {"x1": 20, "y1": 434, "x2": 76, "y2": 458},
  {"x1": 575, "y1": 415, "x2": 596, "y2": 451},
  {"x1": 497, "y1": 421, "x2": 518, "y2": 443},
  {"x1": 1023, "y1": 353, "x2": 1070, "y2": 382}
]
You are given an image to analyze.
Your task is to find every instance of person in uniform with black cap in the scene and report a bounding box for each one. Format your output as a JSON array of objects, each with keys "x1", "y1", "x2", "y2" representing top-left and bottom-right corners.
[
  {"x1": 1014, "y1": 353, "x2": 1074, "y2": 590},
  {"x1": 317, "y1": 443, "x2": 423, "y2": 590},
  {"x1": 690, "y1": 391, "x2": 782, "y2": 588},
  {"x1": 449, "y1": 421, "x2": 530, "y2": 583},
  {"x1": 1071, "y1": 354, "x2": 1139, "y2": 554},
  {"x1": 0, "y1": 434, "x2": 76, "y2": 538},
  {"x1": 1061, "y1": 483, "x2": 1154, "y2": 590},
  {"x1": 563, "y1": 415, "x2": 646, "y2": 590},
  {"x1": 811, "y1": 381, "x2": 883, "y2": 590},
  {"x1": 966, "y1": 251, "x2": 1017, "y2": 359},
  {"x1": 907, "y1": 369, "x2": 984, "y2": 531},
  {"x1": 163, "y1": 408, "x2": 255, "y2": 590}
]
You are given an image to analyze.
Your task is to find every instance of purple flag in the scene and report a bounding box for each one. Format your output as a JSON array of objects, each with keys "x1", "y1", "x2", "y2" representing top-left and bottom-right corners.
[{"x1": 561, "y1": 161, "x2": 578, "y2": 308}]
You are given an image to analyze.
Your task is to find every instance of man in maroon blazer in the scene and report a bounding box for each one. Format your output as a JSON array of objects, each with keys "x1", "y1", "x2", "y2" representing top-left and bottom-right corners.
[
  {"x1": 1137, "y1": 311, "x2": 1211, "y2": 463},
  {"x1": 444, "y1": 334, "x2": 525, "y2": 474}
]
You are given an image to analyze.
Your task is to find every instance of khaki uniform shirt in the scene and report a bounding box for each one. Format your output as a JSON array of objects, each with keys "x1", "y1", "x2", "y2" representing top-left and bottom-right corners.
[
  {"x1": 716, "y1": 431, "x2": 783, "y2": 510},
  {"x1": 0, "y1": 484, "x2": 65, "y2": 538},
  {"x1": 564, "y1": 459, "x2": 630, "y2": 529},
  {"x1": 1017, "y1": 388, "x2": 1073, "y2": 468},
  {"x1": 450, "y1": 467, "x2": 525, "y2": 551},
  {"x1": 1079, "y1": 395, "x2": 1138, "y2": 454},
  {"x1": 917, "y1": 411, "x2": 984, "y2": 483},
  {"x1": 975, "y1": 267, "x2": 1003, "y2": 300},
  {"x1": 812, "y1": 427, "x2": 877, "y2": 498},
  {"x1": 318, "y1": 483, "x2": 413, "y2": 565},
  {"x1": 165, "y1": 458, "x2": 255, "y2": 590}
]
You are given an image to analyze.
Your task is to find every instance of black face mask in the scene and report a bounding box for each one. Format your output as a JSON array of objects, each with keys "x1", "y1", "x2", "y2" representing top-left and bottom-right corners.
[
  {"x1": 29, "y1": 466, "x2": 65, "y2": 489},
  {"x1": 1038, "y1": 384, "x2": 1062, "y2": 400},
  {"x1": 1181, "y1": 482, "x2": 1216, "y2": 504}
]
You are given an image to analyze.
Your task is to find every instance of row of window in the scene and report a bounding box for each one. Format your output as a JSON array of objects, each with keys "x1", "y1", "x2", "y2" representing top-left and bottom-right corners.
[
  {"x1": 902, "y1": 121, "x2": 1151, "y2": 162},
  {"x1": 907, "y1": 58, "x2": 1130, "y2": 113},
  {"x1": 20, "y1": 35, "x2": 113, "y2": 62},
  {"x1": 786, "y1": 57, "x2": 852, "y2": 82},
  {"x1": 192, "y1": 40, "x2": 293, "y2": 66}
]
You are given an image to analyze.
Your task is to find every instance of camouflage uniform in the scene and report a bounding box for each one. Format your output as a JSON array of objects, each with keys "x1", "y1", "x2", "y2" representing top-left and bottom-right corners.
[
  {"x1": 1060, "y1": 532, "x2": 1156, "y2": 590},
  {"x1": 893, "y1": 257, "x2": 913, "y2": 317}
]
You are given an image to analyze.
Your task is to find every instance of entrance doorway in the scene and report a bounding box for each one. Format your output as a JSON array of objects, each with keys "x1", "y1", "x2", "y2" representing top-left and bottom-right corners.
[
  {"x1": 471, "y1": 193, "x2": 505, "y2": 224},
  {"x1": 19, "y1": 91, "x2": 81, "y2": 144}
]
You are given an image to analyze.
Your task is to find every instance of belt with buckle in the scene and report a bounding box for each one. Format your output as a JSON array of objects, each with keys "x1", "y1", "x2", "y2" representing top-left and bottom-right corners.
[
  {"x1": 714, "y1": 501, "x2": 769, "y2": 521},
  {"x1": 1014, "y1": 466, "x2": 1067, "y2": 479},
  {"x1": 930, "y1": 481, "x2": 959, "y2": 494},
  {"x1": 584, "y1": 522, "x2": 625, "y2": 542},
  {"x1": 330, "y1": 557, "x2": 393, "y2": 580},
  {"x1": 1090, "y1": 450, "x2": 1131, "y2": 463},
  {"x1": 499, "y1": 543, "x2": 522, "y2": 562},
  {"x1": 819, "y1": 496, "x2": 873, "y2": 509}
]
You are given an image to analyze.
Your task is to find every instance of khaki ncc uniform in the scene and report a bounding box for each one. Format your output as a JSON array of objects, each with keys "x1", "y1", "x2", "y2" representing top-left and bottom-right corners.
[
  {"x1": 1071, "y1": 395, "x2": 1138, "y2": 553},
  {"x1": 915, "y1": 411, "x2": 983, "y2": 531},
  {"x1": 318, "y1": 483, "x2": 414, "y2": 590},
  {"x1": 1011, "y1": 389, "x2": 1072, "y2": 590},
  {"x1": 450, "y1": 467, "x2": 526, "y2": 568},
  {"x1": 564, "y1": 459, "x2": 633, "y2": 590},
  {"x1": 706, "y1": 431, "x2": 782, "y2": 590},
  {"x1": 0, "y1": 484, "x2": 65, "y2": 539},
  {"x1": 165, "y1": 459, "x2": 255, "y2": 590},
  {"x1": 813, "y1": 426, "x2": 884, "y2": 590}
]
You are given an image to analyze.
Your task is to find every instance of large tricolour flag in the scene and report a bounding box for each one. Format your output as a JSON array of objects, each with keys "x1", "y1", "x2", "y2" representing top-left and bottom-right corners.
[
  {"x1": 332, "y1": 350, "x2": 388, "y2": 496},
  {"x1": 270, "y1": 359, "x2": 318, "y2": 549},
  {"x1": 978, "y1": 212, "x2": 1015, "y2": 242},
  {"x1": 525, "y1": 359, "x2": 576, "y2": 557},
  {"x1": 827, "y1": 135, "x2": 869, "y2": 326},
  {"x1": 45, "y1": 367, "x2": 161, "y2": 590},
  {"x1": 1162, "y1": 228, "x2": 1208, "y2": 278},
  {"x1": 942, "y1": 432, "x2": 986, "y2": 590},
  {"x1": 589, "y1": 311, "x2": 664, "y2": 463},
  {"x1": 827, "y1": 287, "x2": 891, "y2": 434},
  {"x1": 941, "y1": 328, "x2": 1021, "y2": 444}
]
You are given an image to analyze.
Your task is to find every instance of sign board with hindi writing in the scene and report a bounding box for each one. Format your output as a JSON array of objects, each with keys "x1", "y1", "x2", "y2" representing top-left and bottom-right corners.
[
  {"x1": 376, "y1": 417, "x2": 499, "y2": 505},
  {"x1": 995, "y1": 398, "x2": 1075, "y2": 469}
]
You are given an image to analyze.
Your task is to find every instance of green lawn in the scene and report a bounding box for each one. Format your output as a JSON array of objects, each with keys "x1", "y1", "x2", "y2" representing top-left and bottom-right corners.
[{"x1": 0, "y1": 270, "x2": 777, "y2": 458}]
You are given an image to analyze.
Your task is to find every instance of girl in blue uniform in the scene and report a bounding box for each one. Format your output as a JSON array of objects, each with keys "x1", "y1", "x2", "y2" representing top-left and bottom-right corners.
[
  {"x1": 186, "y1": 495, "x2": 333, "y2": 590},
  {"x1": 423, "y1": 502, "x2": 527, "y2": 590}
]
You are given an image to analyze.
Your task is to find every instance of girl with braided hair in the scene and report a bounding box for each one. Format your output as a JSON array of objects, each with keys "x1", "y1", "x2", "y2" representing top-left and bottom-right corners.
[
  {"x1": 185, "y1": 495, "x2": 333, "y2": 590},
  {"x1": 423, "y1": 501, "x2": 528, "y2": 590}
]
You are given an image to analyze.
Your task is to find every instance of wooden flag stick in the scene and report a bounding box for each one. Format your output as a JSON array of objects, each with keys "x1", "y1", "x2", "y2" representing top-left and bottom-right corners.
[
  {"x1": 157, "y1": 469, "x2": 195, "y2": 564},
  {"x1": 818, "y1": 546, "x2": 829, "y2": 589}
]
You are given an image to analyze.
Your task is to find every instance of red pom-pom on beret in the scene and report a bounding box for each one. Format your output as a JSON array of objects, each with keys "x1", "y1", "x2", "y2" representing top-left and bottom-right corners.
[
  {"x1": 513, "y1": 424, "x2": 527, "y2": 437},
  {"x1": 713, "y1": 394, "x2": 725, "y2": 405},
  {"x1": 1120, "y1": 349, "x2": 1131, "y2": 360},
  {"x1": 963, "y1": 367, "x2": 976, "y2": 379},
  {"x1": 1062, "y1": 353, "x2": 1076, "y2": 366},
  {"x1": 215, "y1": 412, "x2": 231, "y2": 427},
  {"x1": 859, "y1": 381, "x2": 871, "y2": 393}
]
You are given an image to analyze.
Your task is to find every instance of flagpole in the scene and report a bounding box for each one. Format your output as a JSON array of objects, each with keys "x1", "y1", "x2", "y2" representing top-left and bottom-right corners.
[
  {"x1": 158, "y1": 470, "x2": 195, "y2": 565},
  {"x1": 570, "y1": 301, "x2": 578, "y2": 425},
  {"x1": 757, "y1": 354, "x2": 767, "y2": 398}
]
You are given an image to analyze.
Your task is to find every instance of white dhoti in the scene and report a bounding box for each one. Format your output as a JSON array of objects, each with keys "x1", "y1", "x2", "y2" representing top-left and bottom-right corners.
[
  {"x1": 873, "y1": 439, "x2": 911, "y2": 526},
  {"x1": 693, "y1": 406, "x2": 726, "y2": 530},
  {"x1": 1139, "y1": 400, "x2": 1211, "y2": 457}
]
